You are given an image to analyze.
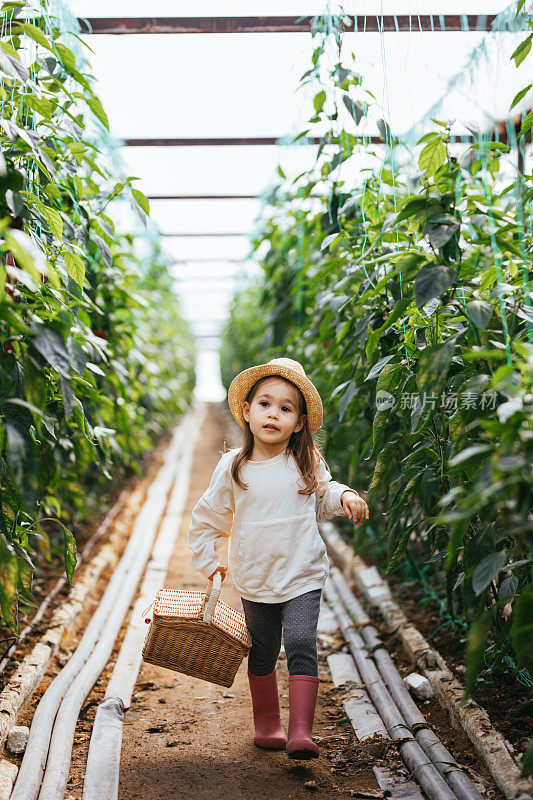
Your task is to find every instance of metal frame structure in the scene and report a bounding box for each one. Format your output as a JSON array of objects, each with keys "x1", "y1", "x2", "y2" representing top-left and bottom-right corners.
[
  {"x1": 77, "y1": 13, "x2": 527, "y2": 341},
  {"x1": 124, "y1": 135, "x2": 478, "y2": 146},
  {"x1": 78, "y1": 15, "x2": 499, "y2": 34}
]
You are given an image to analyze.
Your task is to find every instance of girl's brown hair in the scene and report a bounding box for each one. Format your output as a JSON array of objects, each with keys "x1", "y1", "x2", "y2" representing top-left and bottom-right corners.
[{"x1": 228, "y1": 375, "x2": 329, "y2": 496}]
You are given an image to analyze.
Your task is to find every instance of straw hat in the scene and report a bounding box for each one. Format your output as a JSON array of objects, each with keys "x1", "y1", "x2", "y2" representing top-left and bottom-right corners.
[{"x1": 227, "y1": 357, "x2": 323, "y2": 434}]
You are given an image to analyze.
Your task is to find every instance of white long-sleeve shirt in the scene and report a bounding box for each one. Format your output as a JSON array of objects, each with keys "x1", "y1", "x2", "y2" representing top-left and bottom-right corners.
[{"x1": 187, "y1": 446, "x2": 355, "y2": 603}]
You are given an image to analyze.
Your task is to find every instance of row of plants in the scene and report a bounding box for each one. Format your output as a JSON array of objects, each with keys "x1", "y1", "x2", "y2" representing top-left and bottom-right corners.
[
  {"x1": 220, "y1": 1, "x2": 533, "y2": 774},
  {"x1": 0, "y1": 0, "x2": 196, "y2": 636}
]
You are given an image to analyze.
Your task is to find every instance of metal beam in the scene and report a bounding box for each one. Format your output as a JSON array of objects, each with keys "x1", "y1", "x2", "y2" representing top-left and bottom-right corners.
[
  {"x1": 123, "y1": 135, "x2": 475, "y2": 146},
  {"x1": 78, "y1": 16, "x2": 498, "y2": 34},
  {"x1": 123, "y1": 136, "x2": 328, "y2": 146}
]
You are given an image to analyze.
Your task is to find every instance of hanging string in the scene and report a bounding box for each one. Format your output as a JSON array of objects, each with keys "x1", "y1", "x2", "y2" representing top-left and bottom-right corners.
[
  {"x1": 503, "y1": 115, "x2": 533, "y2": 345},
  {"x1": 478, "y1": 140, "x2": 514, "y2": 366},
  {"x1": 296, "y1": 211, "x2": 304, "y2": 332},
  {"x1": 370, "y1": 4, "x2": 412, "y2": 367}
]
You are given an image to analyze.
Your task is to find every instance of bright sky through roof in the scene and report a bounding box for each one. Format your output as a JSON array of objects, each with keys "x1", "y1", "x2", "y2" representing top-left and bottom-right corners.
[{"x1": 71, "y1": 1, "x2": 511, "y2": 14}]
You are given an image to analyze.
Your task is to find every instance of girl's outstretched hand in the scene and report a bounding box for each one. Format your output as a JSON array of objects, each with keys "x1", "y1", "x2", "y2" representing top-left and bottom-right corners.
[
  {"x1": 208, "y1": 565, "x2": 227, "y2": 581},
  {"x1": 341, "y1": 490, "x2": 369, "y2": 525}
]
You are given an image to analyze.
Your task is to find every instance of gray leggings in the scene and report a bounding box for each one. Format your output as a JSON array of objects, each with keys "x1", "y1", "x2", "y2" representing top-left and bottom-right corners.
[{"x1": 241, "y1": 588, "x2": 322, "y2": 677}]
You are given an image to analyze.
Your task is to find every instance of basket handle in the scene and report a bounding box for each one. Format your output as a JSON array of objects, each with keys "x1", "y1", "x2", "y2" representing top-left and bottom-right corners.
[{"x1": 203, "y1": 570, "x2": 222, "y2": 623}]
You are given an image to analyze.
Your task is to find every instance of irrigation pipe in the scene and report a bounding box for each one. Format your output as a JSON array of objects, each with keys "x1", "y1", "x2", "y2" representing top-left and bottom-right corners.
[
  {"x1": 81, "y1": 402, "x2": 204, "y2": 800},
  {"x1": 321, "y1": 521, "x2": 533, "y2": 800},
  {"x1": 10, "y1": 402, "x2": 196, "y2": 800},
  {"x1": 0, "y1": 474, "x2": 149, "y2": 749},
  {"x1": 0, "y1": 541, "x2": 120, "y2": 751},
  {"x1": 0, "y1": 481, "x2": 130, "y2": 675},
  {"x1": 324, "y1": 573, "x2": 460, "y2": 800},
  {"x1": 328, "y1": 567, "x2": 485, "y2": 800}
]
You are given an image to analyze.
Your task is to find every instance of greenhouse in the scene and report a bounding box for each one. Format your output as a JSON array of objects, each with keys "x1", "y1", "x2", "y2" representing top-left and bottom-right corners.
[{"x1": 0, "y1": 1, "x2": 531, "y2": 798}]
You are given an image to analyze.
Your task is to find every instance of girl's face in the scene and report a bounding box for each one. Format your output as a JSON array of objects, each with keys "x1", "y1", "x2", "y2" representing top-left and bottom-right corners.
[{"x1": 242, "y1": 377, "x2": 306, "y2": 446}]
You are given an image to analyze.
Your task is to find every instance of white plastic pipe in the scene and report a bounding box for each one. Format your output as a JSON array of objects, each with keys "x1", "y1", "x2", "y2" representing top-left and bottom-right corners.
[
  {"x1": 10, "y1": 403, "x2": 197, "y2": 800},
  {"x1": 82, "y1": 404, "x2": 204, "y2": 800}
]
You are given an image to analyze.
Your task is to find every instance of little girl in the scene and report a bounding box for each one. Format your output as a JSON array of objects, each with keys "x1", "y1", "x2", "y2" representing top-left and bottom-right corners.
[{"x1": 188, "y1": 356, "x2": 369, "y2": 760}]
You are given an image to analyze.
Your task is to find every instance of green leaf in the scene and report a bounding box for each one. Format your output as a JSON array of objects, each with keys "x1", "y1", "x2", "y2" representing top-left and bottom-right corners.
[
  {"x1": 30, "y1": 324, "x2": 71, "y2": 378},
  {"x1": 466, "y1": 300, "x2": 492, "y2": 330},
  {"x1": 418, "y1": 137, "x2": 447, "y2": 177},
  {"x1": 14, "y1": 21, "x2": 53, "y2": 51},
  {"x1": 36, "y1": 201, "x2": 63, "y2": 240},
  {"x1": 472, "y1": 550, "x2": 507, "y2": 595},
  {"x1": 23, "y1": 93, "x2": 55, "y2": 118},
  {"x1": 342, "y1": 94, "x2": 363, "y2": 125},
  {"x1": 499, "y1": 575, "x2": 518, "y2": 600},
  {"x1": 0, "y1": 45, "x2": 29, "y2": 84},
  {"x1": 510, "y1": 585, "x2": 533, "y2": 676},
  {"x1": 92, "y1": 233, "x2": 112, "y2": 267},
  {"x1": 64, "y1": 251, "x2": 85, "y2": 290},
  {"x1": 321, "y1": 232, "x2": 344, "y2": 252},
  {"x1": 331, "y1": 380, "x2": 351, "y2": 399},
  {"x1": 464, "y1": 609, "x2": 491, "y2": 696},
  {"x1": 386, "y1": 526, "x2": 412, "y2": 572},
  {"x1": 132, "y1": 188, "x2": 150, "y2": 215},
  {"x1": 4, "y1": 418, "x2": 40, "y2": 510},
  {"x1": 416, "y1": 132, "x2": 441, "y2": 145},
  {"x1": 377, "y1": 297, "x2": 411, "y2": 335},
  {"x1": 313, "y1": 90, "x2": 326, "y2": 114},
  {"x1": 423, "y1": 213, "x2": 459, "y2": 249},
  {"x1": 368, "y1": 363, "x2": 400, "y2": 458},
  {"x1": 85, "y1": 93, "x2": 109, "y2": 129},
  {"x1": 86, "y1": 362, "x2": 106, "y2": 376},
  {"x1": 396, "y1": 196, "x2": 430, "y2": 223},
  {"x1": 510, "y1": 83, "x2": 532, "y2": 110},
  {"x1": 2, "y1": 397, "x2": 44, "y2": 418},
  {"x1": 338, "y1": 380, "x2": 357, "y2": 422},
  {"x1": 67, "y1": 338, "x2": 88, "y2": 375},
  {"x1": 416, "y1": 340, "x2": 453, "y2": 402},
  {"x1": 54, "y1": 42, "x2": 78, "y2": 74},
  {"x1": 415, "y1": 263, "x2": 455, "y2": 307},
  {"x1": 479, "y1": 264, "x2": 497, "y2": 292},
  {"x1": 0, "y1": 540, "x2": 19, "y2": 634},
  {"x1": 3, "y1": 229, "x2": 46, "y2": 280},
  {"x1": 61, "y1": 521, "x2": 78, "y2": 584},
  {"x1": 511, "y1": 33, "x2": 532, "y2": 67},
  {"x1": 448, "y1": 444, "x2": 492, "y2": 467},
  {"x1": 519, "y1": 109, "x2": 533, "y2": 138},
  {"x1": 365, "y1": 354, "x2": 396, "y2": 381},
  {"x1": 365, "y1": 327, "x2": 382, "y2": 360}
]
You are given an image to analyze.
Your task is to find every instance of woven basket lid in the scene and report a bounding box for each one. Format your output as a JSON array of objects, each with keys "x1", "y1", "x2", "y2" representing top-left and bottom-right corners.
[{"x1": 227, "y1": 357, "x2": 323, "y2": 434}]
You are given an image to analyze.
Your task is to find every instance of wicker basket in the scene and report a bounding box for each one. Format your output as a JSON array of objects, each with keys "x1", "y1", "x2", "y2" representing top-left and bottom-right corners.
[{"x1": 141, "y1": 572, "x2": 252, "y2": 687}]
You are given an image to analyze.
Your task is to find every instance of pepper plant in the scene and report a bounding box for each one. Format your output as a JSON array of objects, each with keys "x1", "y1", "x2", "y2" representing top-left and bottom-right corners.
[{"x1": 0, "y1": 0, "x2": 195, "y2": 635}]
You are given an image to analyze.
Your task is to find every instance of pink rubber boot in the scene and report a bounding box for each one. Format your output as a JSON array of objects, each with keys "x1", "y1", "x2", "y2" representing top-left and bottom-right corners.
[
  {"x1": 247, "y1": 668, "x2": 287, "y2": 749},
  {"x1": 286, "y1": 674, "x2": 320, "y2": 759}
]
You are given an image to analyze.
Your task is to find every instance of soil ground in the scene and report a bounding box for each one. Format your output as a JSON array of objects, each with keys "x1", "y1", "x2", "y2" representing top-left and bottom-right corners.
[
  {"x1": 3, "y1": 401, "x2": 516, "y2": 799},
  {"x1": 356, "y1": 547, "x2": 532, "y2": 762},
  {"x1": 0, "y1": 427, "x2": 171, "y2": 693}
]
